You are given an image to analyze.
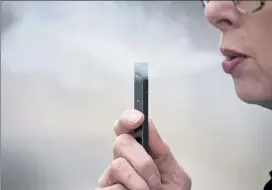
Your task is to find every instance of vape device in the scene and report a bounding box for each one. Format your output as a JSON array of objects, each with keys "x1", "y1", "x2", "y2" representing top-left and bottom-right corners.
[{"x1": 134, "y1": 63, "x2": 149, "y2": 151}]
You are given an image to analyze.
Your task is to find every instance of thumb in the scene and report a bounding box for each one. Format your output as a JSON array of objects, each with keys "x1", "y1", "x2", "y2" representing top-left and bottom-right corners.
[{"x1": 148, "y1": 119, "x2": 178, "y2": 173}]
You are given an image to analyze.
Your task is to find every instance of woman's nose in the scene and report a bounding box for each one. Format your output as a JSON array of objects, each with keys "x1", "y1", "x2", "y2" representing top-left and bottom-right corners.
[{"x1": 204, "y1": 1, "x2": 242, "y2": 32}]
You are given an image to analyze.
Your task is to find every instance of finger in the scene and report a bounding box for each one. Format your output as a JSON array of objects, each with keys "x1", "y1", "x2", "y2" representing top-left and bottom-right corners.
[
  {"x1": 147, "y1": 119, "x2": 177, "y2": 172},
  {"x1": 113, "y1": 134, "x2": 162, "y2": 190},
  {"x1": 113, "y1": 109, "x2": 144, "y2": 136},
  {"x1": 148, "y1": 119, "x2": 191, "y2": 188},
  {"x1": 113, "y1": 109, "x2": 178, "y2": 174},
  {"x1": 98, "y1": 157, "x2": 150, "y2": 190},
  {"x1": 96, "y1": 184, "x2": 128, "y2": 190}
]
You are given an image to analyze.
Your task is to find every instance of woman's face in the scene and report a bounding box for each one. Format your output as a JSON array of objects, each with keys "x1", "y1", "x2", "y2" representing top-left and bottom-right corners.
[{"x1": 204, "y1": 1, "x2": 272, "y2": 105}]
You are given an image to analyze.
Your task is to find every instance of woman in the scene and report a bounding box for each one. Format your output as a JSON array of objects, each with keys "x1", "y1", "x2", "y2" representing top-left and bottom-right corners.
[{"x1": 96, "y1": 1, "x2": 272, "y2": 190}]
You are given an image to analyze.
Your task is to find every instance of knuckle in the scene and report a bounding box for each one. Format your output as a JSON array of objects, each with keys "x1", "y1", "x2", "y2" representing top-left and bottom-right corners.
[
  {"x1": 105, "y1": 158, "x2": 128, "y2": 185},
  {"x1": 111, "y1": 158, "x2": 139, "y2": 189},
  {"x1": 137, "y1": 157, "x2": 154, "y2": 173},
  {"x1": 97, "y1": 168, "x2": 112, "y2": 187},
  {"x1": 111, "y1": 157, "x2": 128, "y2": 173},
  {"x1": 98, "y1": 158, "x2": 132, "y2": 188},
  {"x1": 113, "y1": 134, "x2": 133, "y2": 155}
]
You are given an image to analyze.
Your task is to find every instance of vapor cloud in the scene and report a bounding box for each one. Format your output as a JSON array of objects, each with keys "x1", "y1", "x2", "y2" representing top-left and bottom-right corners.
[{"x1": 1, "y1": 2, "x2": 271, "y2": 190}]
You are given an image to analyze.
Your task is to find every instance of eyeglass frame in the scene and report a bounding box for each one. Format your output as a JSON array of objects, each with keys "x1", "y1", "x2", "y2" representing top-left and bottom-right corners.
[{"x1": 201, "y1": 0, "x2": 266, "y2": 14}]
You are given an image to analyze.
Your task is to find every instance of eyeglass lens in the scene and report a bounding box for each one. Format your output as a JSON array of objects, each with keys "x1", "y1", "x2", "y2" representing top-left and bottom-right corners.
[{"x1": 202, "y1": 0, "x2": 262, "y2": 13}]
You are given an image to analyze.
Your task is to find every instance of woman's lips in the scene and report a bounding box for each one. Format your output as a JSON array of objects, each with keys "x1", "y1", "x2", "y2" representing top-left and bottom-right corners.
[{"x1": 222, "y1": 56, "x2": 246, "y2": 74}]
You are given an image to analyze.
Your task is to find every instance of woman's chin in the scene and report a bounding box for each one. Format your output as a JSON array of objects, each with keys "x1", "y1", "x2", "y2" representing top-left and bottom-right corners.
[{"x1": 235, "y1": 86, "x2": 272, "y2": 110}]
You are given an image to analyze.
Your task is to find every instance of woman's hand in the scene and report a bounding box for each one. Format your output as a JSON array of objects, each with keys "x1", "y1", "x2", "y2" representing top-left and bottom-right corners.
[{"x1": 96, "y1": 109, "x2": 191, "y2": 190}]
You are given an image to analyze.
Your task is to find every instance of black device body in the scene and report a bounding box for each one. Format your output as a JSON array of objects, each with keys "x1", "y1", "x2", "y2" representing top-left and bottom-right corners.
[{"x1": 134, "y1": 63, "x2": 149, "y2": 151}]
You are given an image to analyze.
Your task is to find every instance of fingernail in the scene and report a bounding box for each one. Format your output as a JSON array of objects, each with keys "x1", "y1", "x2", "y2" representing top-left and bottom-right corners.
[
  {"x1": 127, "y1": 110, "x2": 141, "y2": 124},
  {"x1": 148, "y1": 174, "x2": 161, "y2": 189}
]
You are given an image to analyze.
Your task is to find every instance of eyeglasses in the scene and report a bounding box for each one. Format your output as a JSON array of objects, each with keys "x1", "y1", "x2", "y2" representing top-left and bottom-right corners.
[{"x1": 202, "y1": 0, "x2": 265, "y2": 14}]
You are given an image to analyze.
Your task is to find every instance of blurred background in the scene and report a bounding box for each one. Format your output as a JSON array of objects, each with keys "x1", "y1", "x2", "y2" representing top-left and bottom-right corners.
[{"x1": 1, "y1": 1, "x2": 271, "y2": 190}]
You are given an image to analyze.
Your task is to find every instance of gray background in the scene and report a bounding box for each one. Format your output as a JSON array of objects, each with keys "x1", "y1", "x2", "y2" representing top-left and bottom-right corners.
[{"x1": 1, "y1": 1, "x2": 271, "y2": 190}]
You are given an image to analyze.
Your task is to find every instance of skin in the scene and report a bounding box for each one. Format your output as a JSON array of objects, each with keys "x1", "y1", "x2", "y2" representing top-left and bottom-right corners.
[
  {"x1": 204, "y1": 1, "x2": 272, "y2": 108},
  {"x1": 96, "y1": 1, "x2": 272, "y2": 190},
  {"x1": 96, "y1": 110, "x2": 191, "y2": 190}
]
